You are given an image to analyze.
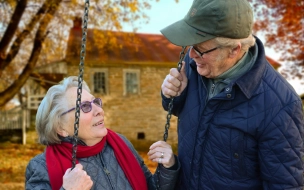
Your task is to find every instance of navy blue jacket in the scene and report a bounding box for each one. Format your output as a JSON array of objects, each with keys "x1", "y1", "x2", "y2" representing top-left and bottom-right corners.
[{"x1": 162, "y1": 37, "x2": 304, "y2": 190}]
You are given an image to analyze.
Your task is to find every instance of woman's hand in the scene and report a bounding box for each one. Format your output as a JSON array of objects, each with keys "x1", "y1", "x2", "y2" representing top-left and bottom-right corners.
[
  {"x1": 148, "y1": 141, "x2": 175, "y2": 168},
  {"x1": 62, "y1": 163, "x2": 93, "y2": 190}
]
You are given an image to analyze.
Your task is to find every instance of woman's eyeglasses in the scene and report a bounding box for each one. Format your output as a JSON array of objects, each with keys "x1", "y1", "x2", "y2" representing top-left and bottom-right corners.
[
  {"x1": 191, "y1": 46, "x2": 219, "y2": 57},
  {"x1": 61, "y1": 98, "x2": 102, "y2": 116}
]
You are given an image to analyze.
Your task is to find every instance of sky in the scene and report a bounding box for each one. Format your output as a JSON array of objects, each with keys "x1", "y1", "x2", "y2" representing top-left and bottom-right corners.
[
  {"x1": 122, "y1": 0, "x2": 304, "y2": 95},
  {"x1": 123, "y1": 1, "x2": 191, "y2": 34}
]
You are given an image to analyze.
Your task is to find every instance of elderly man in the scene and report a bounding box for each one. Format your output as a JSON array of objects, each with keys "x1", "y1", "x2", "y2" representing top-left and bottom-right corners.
[{"x1": 160, "y1": 0, "x2": 304, "y2": 189}]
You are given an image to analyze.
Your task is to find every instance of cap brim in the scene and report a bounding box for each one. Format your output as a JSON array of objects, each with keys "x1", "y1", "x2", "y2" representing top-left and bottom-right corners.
[{"x1": 160, "y1": 20, "x2": 216, "y2": 46}]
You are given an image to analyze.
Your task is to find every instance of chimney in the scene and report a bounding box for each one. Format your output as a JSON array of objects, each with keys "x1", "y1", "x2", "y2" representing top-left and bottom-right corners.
[{"x1": 73, "y1": 17, "x2": 82, "y2": 30}]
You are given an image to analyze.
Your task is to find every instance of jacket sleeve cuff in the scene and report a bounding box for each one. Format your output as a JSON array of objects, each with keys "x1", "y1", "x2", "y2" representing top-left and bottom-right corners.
[
  {"x1": 155, "y1": 155, "x2": 180, "y2": 189},
  {"x1": 158, "y1": 155, "x2": 180, "y2": 174},
  {"x1": 161, "y1": 90, "x2": 187, "y2": 107}
]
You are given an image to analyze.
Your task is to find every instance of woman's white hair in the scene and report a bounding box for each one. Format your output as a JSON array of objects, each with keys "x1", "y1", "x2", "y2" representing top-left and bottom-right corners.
[
  {"x1": 36, "y1": 76, "x2": 90, "y2": 145},
  {"x1": 213, "y1": 34, "x2": 256, "y2": 52}
]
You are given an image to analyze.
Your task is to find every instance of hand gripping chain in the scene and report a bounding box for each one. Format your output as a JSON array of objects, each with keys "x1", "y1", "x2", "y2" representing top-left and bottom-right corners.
[
  {"x1": 156, "y1": 46, "x2": 187, "y2": 190},
  {"x1": 162, "y1": 46, "x2": 187, "y2": 142}
]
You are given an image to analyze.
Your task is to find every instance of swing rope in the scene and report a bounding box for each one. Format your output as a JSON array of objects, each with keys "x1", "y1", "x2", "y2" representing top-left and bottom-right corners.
[{"x1": 72, "y1": 0, "x2": 90, "y2": 169}]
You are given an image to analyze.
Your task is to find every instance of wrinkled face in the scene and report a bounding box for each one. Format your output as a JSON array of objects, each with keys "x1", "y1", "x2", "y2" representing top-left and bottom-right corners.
[
  {"x1": 62, "y1": 87, "x2": 107, "y2": 146},
  {"x1": 189, "y1": 40, "x2": 233, "y2": 78}
]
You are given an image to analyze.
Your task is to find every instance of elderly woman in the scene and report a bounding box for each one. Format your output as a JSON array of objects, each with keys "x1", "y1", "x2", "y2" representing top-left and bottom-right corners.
[{"x1": 25, "y1": 76, "x2": 180, "y2": 190}]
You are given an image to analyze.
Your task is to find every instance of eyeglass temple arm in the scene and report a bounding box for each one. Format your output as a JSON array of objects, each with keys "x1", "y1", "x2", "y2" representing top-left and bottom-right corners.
[{"x1": 61, "y1": 107, "x2": 76, "y2": 116}]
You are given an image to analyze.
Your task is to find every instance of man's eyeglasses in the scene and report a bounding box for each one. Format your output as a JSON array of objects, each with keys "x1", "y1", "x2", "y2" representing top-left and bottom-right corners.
[
  {"x1": 61, "y1": 98, "x2": 102, "y2": 116},
  {"x1": 191, "y1": 46, "x2": 219, "y2": 57}
]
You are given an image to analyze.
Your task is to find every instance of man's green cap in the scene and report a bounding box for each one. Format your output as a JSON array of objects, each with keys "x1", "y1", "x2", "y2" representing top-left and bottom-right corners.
[{"x1": 160, "y1": 0, "x2": 253, "y2": 46}]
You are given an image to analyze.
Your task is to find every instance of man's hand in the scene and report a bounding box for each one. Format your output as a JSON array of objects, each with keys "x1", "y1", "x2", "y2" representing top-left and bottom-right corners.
[{"x1": 161, "y1": 61, "x2": 188, "y2": 98}]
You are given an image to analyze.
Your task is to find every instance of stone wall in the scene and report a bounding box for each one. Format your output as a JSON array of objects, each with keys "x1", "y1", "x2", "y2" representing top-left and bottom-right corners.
[{"x1": 67, "y1": 64, "x2": 178, "y2": 152}]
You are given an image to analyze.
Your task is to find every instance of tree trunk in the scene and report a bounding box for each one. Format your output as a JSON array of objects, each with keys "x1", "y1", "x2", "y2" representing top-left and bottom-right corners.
[{"x1": 0, "y1": 0, "x2": 63, "y2": 107}]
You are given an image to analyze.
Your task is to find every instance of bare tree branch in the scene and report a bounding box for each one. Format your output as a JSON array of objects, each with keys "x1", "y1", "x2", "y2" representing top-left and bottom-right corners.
[
  {"x1": 0, "y1": 0, "x2": 27, "y2": 63},
  {"x1": 0, "y1": 0, "x2": 56, "y2": 72},
  {"x1": 0, "y1": 0, "x2": 63, "y2": 107}
]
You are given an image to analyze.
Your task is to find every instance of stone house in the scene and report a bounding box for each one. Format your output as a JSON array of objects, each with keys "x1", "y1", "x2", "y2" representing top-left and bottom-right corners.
[
  {"x1": 25, "y1": 20, "x2": 281, "y2": 150},
  {"x1": 27, "y1": 21, "x2": 183, "y2": 150}
]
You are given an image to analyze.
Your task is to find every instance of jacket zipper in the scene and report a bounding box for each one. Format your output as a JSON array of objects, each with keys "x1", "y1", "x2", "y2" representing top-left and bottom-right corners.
[
  {"x1": 98, "y1": 154, "x2": 115, "y2": 190},
  {"x1": 211, "y1": 83, "x2": 215, "y2": 94}
]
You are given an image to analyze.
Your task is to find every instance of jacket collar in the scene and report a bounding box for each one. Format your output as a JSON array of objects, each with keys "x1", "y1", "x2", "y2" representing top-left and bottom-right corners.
[
  {"x1": 190, "y1": 36, "x2": 267, "y2": 99},
  {"x1": 235, "y1": 36, "x2": 266, "y2": 99}
]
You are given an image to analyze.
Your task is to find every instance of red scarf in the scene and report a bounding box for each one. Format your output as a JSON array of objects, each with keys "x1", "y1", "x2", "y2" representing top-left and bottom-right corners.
[{"x1": 46, "y1": 129, "x2": 148, "y2": 190}]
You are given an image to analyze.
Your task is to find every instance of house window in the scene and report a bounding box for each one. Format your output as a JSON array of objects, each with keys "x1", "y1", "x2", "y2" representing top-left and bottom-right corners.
[
  {"x1": 92, "y1": 69, "x2": 108, "y2": 94},
  {"x1": 123, "y1": 69, "x2": 140, "y2": 95}
]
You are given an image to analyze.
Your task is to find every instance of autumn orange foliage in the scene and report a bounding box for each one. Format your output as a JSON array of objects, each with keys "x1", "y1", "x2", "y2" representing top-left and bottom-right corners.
[{"x1": 248, "y1": 0, "x2": 304, "y2": 78}]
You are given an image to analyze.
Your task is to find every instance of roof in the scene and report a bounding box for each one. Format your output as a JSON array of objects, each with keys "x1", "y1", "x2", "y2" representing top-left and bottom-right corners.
[
  {"x1": 66, "y1": 25, "x2": 184, "y2": 64},
  {"x1": 66, "y1": 19, "x2": 280, "y2": 68}
]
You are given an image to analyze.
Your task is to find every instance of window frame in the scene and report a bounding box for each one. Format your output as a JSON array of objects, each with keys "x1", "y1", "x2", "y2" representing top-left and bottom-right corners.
[
  {"x1": 123, "y1": 69, "x2": 140, "y2": 96},
  {"x1": 91, "y1": 68, "x2": 109, "y2": 95}
]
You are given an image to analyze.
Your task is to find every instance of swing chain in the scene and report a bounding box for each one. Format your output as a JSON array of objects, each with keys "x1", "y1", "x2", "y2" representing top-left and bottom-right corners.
[
  {"x1": 163, "y1": 46, "x2": 187, "y2": 142},
  {"x1": 155, "y1": 46, "x2": 187, "y2": 190},
  {"x1": 72, "y1": 0, "x2": 90, "y2": 169}
]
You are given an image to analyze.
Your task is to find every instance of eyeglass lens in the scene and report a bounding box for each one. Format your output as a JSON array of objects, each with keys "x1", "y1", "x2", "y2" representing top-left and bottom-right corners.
[{"x1": 80, "y1": 98, "x2": 102, "y2": 113}]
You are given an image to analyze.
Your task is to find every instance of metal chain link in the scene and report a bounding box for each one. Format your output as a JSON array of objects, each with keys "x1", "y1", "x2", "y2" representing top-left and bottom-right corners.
[
  {"x1": 163, "y1": 46, "x2": 187, "y2": 142},
  {"x1": 72, "y1": 0, "x2": 90, "y2": 169}
]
